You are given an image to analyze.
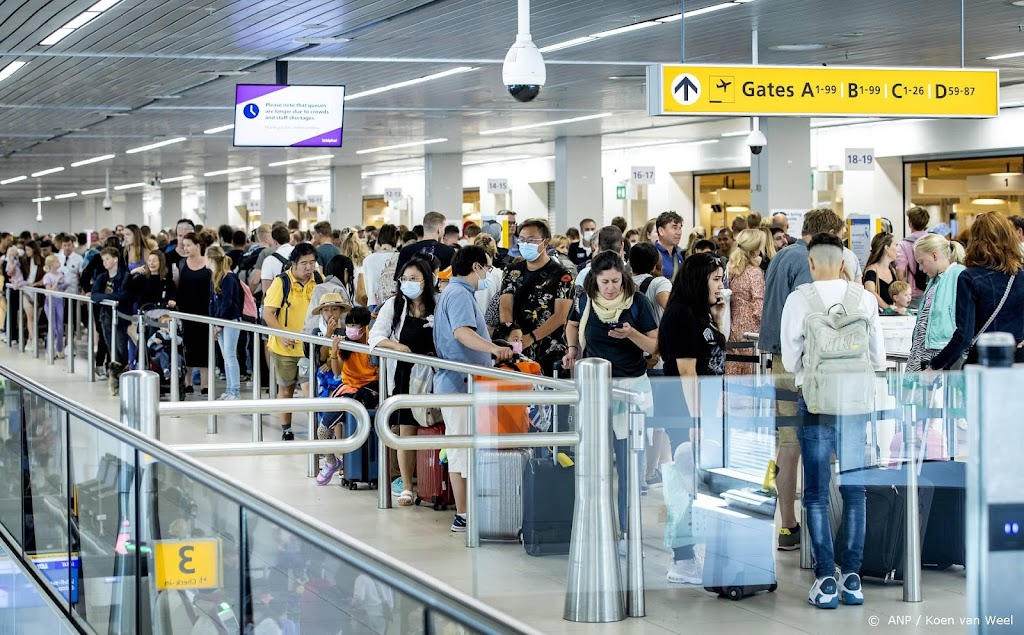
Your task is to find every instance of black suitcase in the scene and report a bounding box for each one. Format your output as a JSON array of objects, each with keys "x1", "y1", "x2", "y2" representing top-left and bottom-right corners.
[
  {"x1": 521, "y1": 458, "x2": 574, "y2": 555},
  {"x1": 920, "y1": 461, "x2": 966, "y2": 569},
  {"x1": 845, "y1": 477, "x2": 934, "y2": 583}
]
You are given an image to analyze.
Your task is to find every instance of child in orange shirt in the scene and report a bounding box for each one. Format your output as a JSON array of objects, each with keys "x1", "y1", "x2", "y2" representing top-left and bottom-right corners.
[{"x1": 330, "y1": 306, "x2": 379, "y2": 406}]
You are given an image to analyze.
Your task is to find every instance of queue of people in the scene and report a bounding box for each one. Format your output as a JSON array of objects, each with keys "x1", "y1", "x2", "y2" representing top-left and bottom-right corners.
[{"x1": 2, "y1": 202, "x2": 1018, "y2": 612}]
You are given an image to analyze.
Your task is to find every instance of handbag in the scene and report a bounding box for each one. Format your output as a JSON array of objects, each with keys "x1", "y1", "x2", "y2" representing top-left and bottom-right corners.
[
  {"x1": 408, "y1": 363, "x2": 443, "y2": 427},
  {"x1": 949, "y1": 274, "x2": 1014, "y2": 370}
]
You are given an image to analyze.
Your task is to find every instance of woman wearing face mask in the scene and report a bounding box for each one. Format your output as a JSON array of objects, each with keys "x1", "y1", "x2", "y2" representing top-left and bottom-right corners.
[
  {"x1": 369, "y1": 256, "x2": 437, "y2": 506},
  {"x1": 563, "y1": 251, "x2": 659, "y2": 555}
]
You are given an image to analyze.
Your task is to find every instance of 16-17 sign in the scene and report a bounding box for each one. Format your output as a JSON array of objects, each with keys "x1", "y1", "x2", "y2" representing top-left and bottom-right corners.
[{"x1": 648, "y1": 64, "x2": 999, "y2": 118}]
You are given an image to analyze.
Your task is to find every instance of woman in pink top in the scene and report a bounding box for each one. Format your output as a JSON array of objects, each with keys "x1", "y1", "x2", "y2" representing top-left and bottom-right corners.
[{"x1": 726, "y1": 229, "x2": 767, "y2": 376}]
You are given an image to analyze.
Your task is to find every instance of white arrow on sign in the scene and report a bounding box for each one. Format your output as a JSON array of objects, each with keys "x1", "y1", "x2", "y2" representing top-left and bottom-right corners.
[{"x1": 670, "y1": 73, "x2": 701, "y2": 106}]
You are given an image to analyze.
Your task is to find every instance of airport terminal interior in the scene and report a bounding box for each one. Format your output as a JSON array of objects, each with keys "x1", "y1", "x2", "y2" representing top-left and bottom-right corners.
[{"x1": 1, "y1": 0, "x2": 1024, "y2": 633}]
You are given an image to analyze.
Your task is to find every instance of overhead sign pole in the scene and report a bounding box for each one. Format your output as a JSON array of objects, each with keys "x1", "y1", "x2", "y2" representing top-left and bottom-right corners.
[{"x1": 647, "y1": 64, "x2": 999, "y2": 118}]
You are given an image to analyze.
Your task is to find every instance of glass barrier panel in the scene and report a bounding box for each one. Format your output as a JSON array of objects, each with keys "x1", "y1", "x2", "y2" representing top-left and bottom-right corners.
[
  {"x1": 0, "y1": 541, "x2": 76, "y2": 635},
  {"x1": 246, "y1": 510, "x2": 426, "y2": 634},
  {"x1": 68, "y1": 415, "x2": 137, "y2": 633},
  {"x1": 0, "y1": 377, "x2": 24, "y2": 547},
  {"x1": 144, "y1": 459, "x2": 243, "y2": 634}
]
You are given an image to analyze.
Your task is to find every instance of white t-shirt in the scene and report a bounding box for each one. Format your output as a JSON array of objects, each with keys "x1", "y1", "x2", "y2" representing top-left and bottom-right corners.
[
  {"x1": 362, "y1": 250, "x2": 395, "y2": 306},
  {"x1": 58, "y1": 251, "x2": 83, "y2": 291},
  {"x1": 780, "y1": 279, "x2": 886, "y2": 387},
  {"x1": 632, "y1": 274, "x2": 671, "y2": 324},
  {"x1": 260, "y1": 244, "x2": 294, "y2": 281},
  {"x1": 843, "y1": 247, "x2": 863, "y2": 284}
]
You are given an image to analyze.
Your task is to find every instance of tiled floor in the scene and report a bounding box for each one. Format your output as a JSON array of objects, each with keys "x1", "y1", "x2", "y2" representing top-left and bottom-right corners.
[{"x1": 0, "y1": 343, "x2": 970, "y2": 634}]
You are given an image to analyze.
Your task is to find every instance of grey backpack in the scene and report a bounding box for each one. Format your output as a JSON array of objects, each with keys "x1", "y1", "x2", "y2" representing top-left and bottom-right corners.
[{"x1": 799, "y1": 283, "x2": 875, "y2": 416}]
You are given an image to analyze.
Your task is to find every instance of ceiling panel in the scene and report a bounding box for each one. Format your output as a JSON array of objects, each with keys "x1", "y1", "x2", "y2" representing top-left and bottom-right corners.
[{"x1": 1, "y1": 0, "x2": 1024, "y2": 202}]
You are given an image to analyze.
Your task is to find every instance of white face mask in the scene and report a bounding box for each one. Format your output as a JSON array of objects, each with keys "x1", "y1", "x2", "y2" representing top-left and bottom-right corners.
[{"x1": 582, "y1": 230, "x2": 595, "y2": 243}]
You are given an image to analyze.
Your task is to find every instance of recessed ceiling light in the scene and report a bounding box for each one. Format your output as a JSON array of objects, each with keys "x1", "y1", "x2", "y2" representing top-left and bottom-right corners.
[
  {"x1": 294, "y1": 176, "x2": 331, "y2": 184},
  {"x1": 204, "y1": 166, "x2": 254, "y2": 177},
  {"x1": 987, "y1": 50, "x2": 1024, "y2": 60},
  {"x1": 721, "y1": 130, "x2": 750, "y2": 137},
  {"x1": 346, "y1": 67, "x2": 476, "y2": 101},
  {"x1": 0, "y1": 175, "x2": 28, "y2": 185},
  {"x1": 591, "y1": 21, "x2": 658, "y2": 39},
  {"x1": 203, "y1": 124, "x2": 234, "y2": 134},
  {"x1": 971, "y1": 198, "x2": 1006, "y2": 205},
  {"x1": 40, "y1": 28, "x2": 76, "y2": 46},
  {"x1": 81, "y1": 188, "x2": 107, "y2": 195},
  {"x1": 1013, "y1": 0, "x2": 1024, "y2": 7},
  {"x1": 125, "y1": 137, "x2": 187, "y2": 154},
  {"x1": 294, "y1": 37, "x2": 351, "y2": 44},
  {"x1": 479, "y1": 113, "x2": 612, "y2": 136},
  {"x1": 355, "y1": 138, "x2": 448, "y2": 154},
  {"x1": 160, "y1": 175, "x2": 194, "y2": 183},
  {"x1": 147, "y1": 95, "x2": 182, "y2": 99},
  {"x1": 31, "y1": 167, "x2": 65, "y2": 177},
  {"x1": 54, "y1": 192, "x2": 78, "y2": 200},
  {"x1": 114, "y1": 182, "x2": 146, "y2": 190},
  {"x1": 268, "y1": 155, "x2": 334, "y2": 167},
  {"x1": 32, "y1": 196, "x2": 52, "y2": 203},
  {"x1": 70, "y1": 154, "x2": 115, "y2": 167},
  {"x1": 539, "y1": 36, "x2": 597, "y2": 53},
  {"x1": 608, "y1": 75, "x2": 646, "y2": 81},
  {"x1": 0, "y1": 61, "x2": 27, "y2": 84},
  {"x1": 770, "y1": 44, "x2": 833, "y2": 52}
]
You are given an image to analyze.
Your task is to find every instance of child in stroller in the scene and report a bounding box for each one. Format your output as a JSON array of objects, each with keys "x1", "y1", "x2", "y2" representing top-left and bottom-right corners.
[{"x1": 147, "y1": 315, "x2": 184, "y2": 392}]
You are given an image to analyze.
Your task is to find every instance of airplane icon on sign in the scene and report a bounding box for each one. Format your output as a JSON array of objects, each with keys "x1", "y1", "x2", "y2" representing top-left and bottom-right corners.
[
  {"x1": 716, "y1": 79, "x2": 731, "y2": 91},
  {"x1": 710, "y1": 75, "x2": 735, "y2": 103}
]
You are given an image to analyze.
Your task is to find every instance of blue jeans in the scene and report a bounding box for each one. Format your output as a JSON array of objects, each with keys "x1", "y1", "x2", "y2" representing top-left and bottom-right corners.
[
  {"x1": 796, "y1": 397, "x2": 868, "y2": 578},
  {"x1": 216, "y1": 323, "x2": 241, "y2": 397}
]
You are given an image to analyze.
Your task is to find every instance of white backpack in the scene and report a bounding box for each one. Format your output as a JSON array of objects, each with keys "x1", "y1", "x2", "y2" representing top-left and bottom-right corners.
[{"x1": 800, "y1": 283, "x2": 875, "y2": 416}]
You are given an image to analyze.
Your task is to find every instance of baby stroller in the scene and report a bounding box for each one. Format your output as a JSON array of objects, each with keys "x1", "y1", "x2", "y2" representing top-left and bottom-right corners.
[{"x1": 141, "y1": 311, "x2": 186, "y2": 398}]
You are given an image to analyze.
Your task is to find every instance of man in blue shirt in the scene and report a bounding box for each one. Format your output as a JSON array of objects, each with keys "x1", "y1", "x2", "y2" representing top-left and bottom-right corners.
[
  {"x1": 654, "y1": 211, "x2": 685, "y2": 280},
  {"x1": 434, "y1": 245, "x2": 513, "y2": 532}
]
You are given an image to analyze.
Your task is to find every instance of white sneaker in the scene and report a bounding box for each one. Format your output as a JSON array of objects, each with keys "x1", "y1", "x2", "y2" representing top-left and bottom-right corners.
[
  {"x1": 666, "y1": 555, "x2": 703, "y2": 585},
  {"x1": 808, "y1": 576, "x2": 839, "y2": 609},
  {"x1": 838, "y1": 571, "x2": 864, "y2": 605}
]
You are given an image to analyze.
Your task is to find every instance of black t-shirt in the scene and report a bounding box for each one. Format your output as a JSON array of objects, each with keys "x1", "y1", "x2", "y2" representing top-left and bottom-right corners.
[
  {"x1": 569, "y1": 291, "x2": 658, "y2": 378},
  {"x1": 658, "y1": 302, "x2": 726, "y2": 377},
  {"x1": 500, "y1": 257, "x2": 574, "y2": 362},
  {"x1": 394, "y1": 239, "x2": 455, "y2": 280}
]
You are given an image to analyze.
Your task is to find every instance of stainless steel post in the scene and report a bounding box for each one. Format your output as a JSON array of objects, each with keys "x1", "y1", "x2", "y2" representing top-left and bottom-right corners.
[
  {"x1": 378, "y1": 361, "x2": 392, "y2": 510},
  {"x1": 267, "y1": 336, "x2": 277, "y2": 394},
  {"x1": 32, "y1": 291, "x2": 40, "y2": 359},
  {"x1": 87, "y1": 300, "x2": 95, "y2": 382},
  {"x1": 626, "y1": 406, "x2": 646, "y2": 617},
  {"x1": 4, "y1": 285, "x2": 10, "y2": 349},
  {"x1": 66, "y1": 298, "x2": 75, "y2": 375},
  {"x1": 120, "y1": 370, "x2": 161, "y2": 439},
  {"x1": 44, "y1": 295, "x2": 55, "y2": 364},
  {"x1": 17, "y1": 288, "x2": 25, "y2": 352},
  {"x1": 564, "y1": 358, "x2": 624, "y2": 623},
  {"x1": 466, "y1": 375, "x2": 478, "y2": 549},
  {"x1": 108, "y1": 304, "x2": 116, "y2": 366},
  {"x1": 307, "y1": 344, "x2": 317, "y2": 478},
  {"x1": 169, "y1": 317, "x2": 179, "y2": 402},
  {"x1": 207, "y1": 323, "x2": 216, "y2": 434},
  {"x1": 903, "y1": 403, "x2": 922, "y2": 602},
  {"x1": 251, "y1": 331, "x2": 262, "y2": 442},
  {"x1": 137, "y1": 314, "x2": 147, "y2": 371}
]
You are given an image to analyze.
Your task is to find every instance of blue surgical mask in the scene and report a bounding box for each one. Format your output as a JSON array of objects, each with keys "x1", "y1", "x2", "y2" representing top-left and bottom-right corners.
[
  {"x1": 477, "y1": 270, "x2": 492, "y2": 291},
  {"x1": 401, "y1": 280, "x2": 423, "y2": 300},
  {"x1": 519, "y1": 242, "x2": 541, "y2": 262}
]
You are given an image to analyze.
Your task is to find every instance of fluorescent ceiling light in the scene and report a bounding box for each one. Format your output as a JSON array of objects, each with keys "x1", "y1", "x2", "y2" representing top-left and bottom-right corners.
[
  {"x1": 0, "y1": 175, "x2": 28, "y2": 185},
  {"x1": 203, "y1": 124, "x2": 234, "y2": 134},
  {"x1": 0, "y1": 61, "x2": 27, "y2": 83},
  {"x1": 685, "y1": 2, "x2": 742, "y2": 17},
  {"x1": 294, "y1": 176, "x2": 331, "y2": 184},
  {"x1": 32, "y1": 197, "x2": 52, "y2": 203},
  {"x1": 63, "y1": 12, "x2": 101, "y2": 29},
  {"x1": 70, "y1": 154, "x2": 115, "y2": 167},
  {"x1": 31, "y1": 167, "x2": 65, "y2": 177},
  {"x1": 986, "y1": 51, "x2": 1024, "y2": 61},
  {"x1": 268, "y1": 155, "x2": 334, "y2": 167},
  {"x1": 538, "y1": 37, "x2": 597, "y2": 53},
  {"x1": 125, "y1": 137, "x2": 187, "y2": 154},
  {"x1": 603, "y1": 138, "x2": 719, "y2": 151},
  {"x1": 362, "y1": 167, "x2": 425, "y2": 178},
  {"x1": 80, "y1": 188, "x2": 107, "y2": 195},
  {"x1": 204, "y1": 167, "x2": 254, "y2": 177},
  {"x1": 726, "y1": 205, "x2": 749, "y2": 213},
  {"x1": 480, "y1": 113, "x2": 612, "y2": 136},
  {"x1": 114, "y1": 182, "x2": 145, "y2": 190},
  {"x1": 971, "y1": 198, "x2": 1005, "y2": 205},
  {"x1": 356, "y1": 138, "x2": 448, "y2": 154},
  {"x1": 160, "y1": 175, "x2": 194, "y2": 183},
  {"x1": 346, "y1": 67, "x2": 475, "y2": 100},
  {"x1": 54, "y1": 192, "x2": 78, "y2": 200},
  {"x1": 462, "y1": 155, "x2": 532, "y2": 166},
  {"x1": 88, "y1": 0, "x2": 121, "y2": 10},
  {"x1": 40, "y1": 28, "x2": 76, "y2": 46},
  {"x1": 591, "y1": 22, "x2": 658, "y2": 38},
  {"x1": 295, "y1": 37, "x2": 351, "y2": 44},
  {"x1": 721, "y1": 131, "x2": 750, "y2": 137},
  {"x1": 656, "y1": 14, "x2": 683, "y2": 23}
]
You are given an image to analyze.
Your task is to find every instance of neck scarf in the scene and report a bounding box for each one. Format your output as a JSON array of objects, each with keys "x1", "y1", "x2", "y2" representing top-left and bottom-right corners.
[{"x1": 578, "y1": 291, "x2": 633, "y2": 352}]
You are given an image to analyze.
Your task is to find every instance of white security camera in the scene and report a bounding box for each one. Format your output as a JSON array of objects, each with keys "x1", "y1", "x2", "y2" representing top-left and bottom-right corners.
[
  {"x1": 102, "y1": 196, "x2": 112, "y2": 211},
  {"x1": 502, "y1": 0, "x2": 545, "y2": 103},
  {"x1": 503, "y1": 35, "x2": 546, "y2": 103},
  {"x1": 746, "y1": 129, "x2": 767, "y2": 155}
]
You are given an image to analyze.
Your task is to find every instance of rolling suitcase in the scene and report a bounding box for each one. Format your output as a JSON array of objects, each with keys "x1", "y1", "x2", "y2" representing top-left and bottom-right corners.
[
  {"x1": 341, "y1": 411, "x2": 379, "y2": 490},
  {"x1": 476, "y1": 448, "x2": 530, "y2": 541},
  {"x1": 920, "y1": 461, "x2": 966, "y2": 569},
  {"x1": 522, "y1": 363, "x2": 575, "y2": 556},
  {"x1": 415, "y1": 424, "x2": 455, "y2": 511}
]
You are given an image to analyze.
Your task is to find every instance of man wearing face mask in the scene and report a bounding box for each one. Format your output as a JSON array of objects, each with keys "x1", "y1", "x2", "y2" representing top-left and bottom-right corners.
[
  {"x1": 434, "y1": 246, "x2": 513, "y2": 533},
  {"x1": 498, "y1": 219, "x2": 573, "y2": 374},
  {"x1": 570, "y1": 218, "x2": 598, "y2": 269}
]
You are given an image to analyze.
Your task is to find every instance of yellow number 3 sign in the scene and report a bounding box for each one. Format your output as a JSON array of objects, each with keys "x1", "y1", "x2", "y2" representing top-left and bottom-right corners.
[{"x1": 154, "y1": 539, "x2": 221, "y2": 590}]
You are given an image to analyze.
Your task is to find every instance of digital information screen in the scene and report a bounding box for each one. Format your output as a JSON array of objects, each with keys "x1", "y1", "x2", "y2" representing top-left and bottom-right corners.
[
  {"x1": 0, "y1": 553, "x2": 80, "y2": 607},
  {"x1": 233, "y1": 84, "x2": 345, "y2": 147}
]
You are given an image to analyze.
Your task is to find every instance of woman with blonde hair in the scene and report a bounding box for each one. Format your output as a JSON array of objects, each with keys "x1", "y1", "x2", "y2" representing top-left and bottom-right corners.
[
  {"x1": 642, "y1": 219, "x2": 658, "y2": 244},
  {"x1": 726, "y1": 229, "x2": 767, "y2": 375},
  {"x1": 904, "y1": 233, "x2": 965, "y2": 374},
  {"x1": 929, "y1": 212, "x2": 1024, "y2": 369},
  {"x1": 207, "y1": 245, "x2": 243, "y2": 400},
  {"x1": 685, "y1": 226, "x2": 708, "y2": 258},
  {"x1": 341, "y1": 231, "x2": 371, "y2": 306}
]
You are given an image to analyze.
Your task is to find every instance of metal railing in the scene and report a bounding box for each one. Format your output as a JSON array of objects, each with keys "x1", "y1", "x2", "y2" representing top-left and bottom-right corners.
[{"x1": 0, "y1": 361, "x2": 543, "y2": 634}]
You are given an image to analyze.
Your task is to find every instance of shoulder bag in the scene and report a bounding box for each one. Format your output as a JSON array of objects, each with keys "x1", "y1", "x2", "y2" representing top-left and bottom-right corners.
[{"x1": 949, "y1": 274, "x2": 1014, "y2": 370}]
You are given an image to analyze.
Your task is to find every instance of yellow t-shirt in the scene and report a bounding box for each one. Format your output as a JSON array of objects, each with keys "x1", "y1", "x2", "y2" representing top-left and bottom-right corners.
[{"x1": 263, "y1": 271, "x2": 317, "y2": 357}]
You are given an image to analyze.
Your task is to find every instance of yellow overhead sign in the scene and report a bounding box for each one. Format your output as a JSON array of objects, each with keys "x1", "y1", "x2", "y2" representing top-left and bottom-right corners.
[
  {"x1": 154, "y1": 539, "x2": 221, "y2": 590},
  {"x1": 647, "y1": 64, "x2": 999, "y2": 118}
]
